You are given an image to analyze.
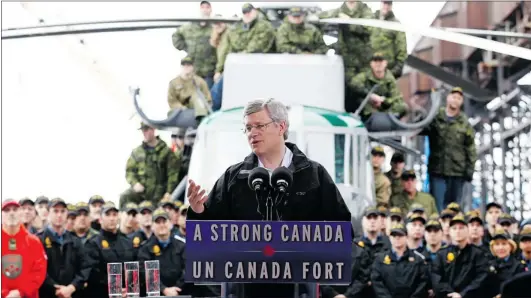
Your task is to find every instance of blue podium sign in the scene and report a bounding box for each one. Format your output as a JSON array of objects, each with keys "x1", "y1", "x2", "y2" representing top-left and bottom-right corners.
[{"x1": 185, "y1": 221, "x2": 352, "y2": 284}]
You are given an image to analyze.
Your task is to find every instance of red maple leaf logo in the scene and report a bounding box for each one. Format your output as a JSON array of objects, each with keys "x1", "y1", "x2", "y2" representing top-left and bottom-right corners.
[{"x1": 262, "y1": 245, "x2": 276, "y2": 257}]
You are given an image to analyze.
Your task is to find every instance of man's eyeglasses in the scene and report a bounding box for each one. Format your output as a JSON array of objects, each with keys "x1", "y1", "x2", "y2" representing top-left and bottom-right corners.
[{"x1": 243, "y1": 121, "x2": 274, "y2": 133}]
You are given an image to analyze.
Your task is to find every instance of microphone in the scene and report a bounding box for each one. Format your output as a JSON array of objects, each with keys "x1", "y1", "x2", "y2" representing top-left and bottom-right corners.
[
  {"x1": 248, "y1": 167, "x2": 271, "y2": 220},
  {"x1": 271, "y1": 167, "x2": 293, "y2": 220},
  {"x1": 248, "y1": 167, "x2": 270, "y2": 192},
  {"x1": 271, "y1": 166, "x2": 293, "y2": 194}
]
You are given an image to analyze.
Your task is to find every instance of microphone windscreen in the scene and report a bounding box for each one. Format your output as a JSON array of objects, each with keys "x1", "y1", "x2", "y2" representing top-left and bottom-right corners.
[
  {"x1": 271, "y1": 166, "x2": 293, "y2": 187},
  {"x1": 248, "y1": 167, "x2": 270, "y2": 190}
]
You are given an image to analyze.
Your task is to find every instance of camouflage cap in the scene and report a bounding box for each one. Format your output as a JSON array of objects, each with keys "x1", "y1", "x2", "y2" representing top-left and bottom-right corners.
[
  {"x1": 401, "y1": 169, "x2": 416, "y2": 180},
  {"x1": 138, "y1": 201, "x2": 154, "y2": 213},
  {"x1": 519, "y1": 226, "x2": 531, "y2": 241},
  {"x1": 440, "y1": 208, "x2": 456, "y2": 219},
  {"x1": 122, "y1": 202, "x2": 139, "y2": 214},
  {"x1": 2, "y1": 199, "x2": 20, "y2": 210},
  {"x1": 153, "y1": 208, "x2": 170, "y2": 221},
  {"x1": 410, "y1": 203, "x2": 425, "y2": 213},
  {"x1": 486, "y1": 201, "x2": 503, "y2": 211},
  {"x1": 497, "y1": 213, "x2": 513, "y2": 225},
  {"x1": 371, "y1": 146, "x2": 385, "y2": 156},
  {"x1": 89, "y1": 195, "x2": 105, "y2": 205},
  {"x1": 49, "y1": 198, "x2": 67, "y2": 208},
  {"x1": 426, "y1": 219, "x2": 442, "y2": 231},
  {"x1": 407, "y1": 213, "x2": 426, "y2": 225},
  {"x1": 242, "y1": 3, "x2": 254, "y2": 13},
  {"x1": 446, "y1": 202, "x2": 461, "y2": 213},
  {"x1": 75, "y1": 202, "x2": 90, "y2": 213},
  {"x1": 289, "y1": 7, "x2": 304, "y2": 16},
  {"x1": 466, "y1": 210, "x2": 483, "y2": 225},
  {"x1": 19, "y1": 197, "x2": 34, "y2": 206},
  {"x1": 377, "y1": 206, "x2": 388, "y2": 217},
  {"x1": 371, "y1": 52, "x2": 385, "y2": 61},
  {"x1": 391, "y1": 152, "x2": 405, "y2": 163},
  {"x1": 101, "y1": 201, "x2": 119, "y2": 214},
  {"x1": 35, "y1": 196, "x2": 49, "y2": 205},
  {"x1": 390, "y1": 223, "x2": 407, "y2": 236},
  {"x1": 180, "y1": 56, "x2": 194, "y2": 65},
  {"x1": 363, "y1": 206, "x2": 379, "y2": 217},
  {"x1": 138, "y1": 122, "x2": 153, "y2": 130},
  {"x1": 450, "y1": 86, "x2": 463, "y2": 96},
  {"x1": 67, "y1": 204, "x2": 77, "y2": 217},
  {"x1": 449, "y1": 213, "x2": 466, "y2": 226}
]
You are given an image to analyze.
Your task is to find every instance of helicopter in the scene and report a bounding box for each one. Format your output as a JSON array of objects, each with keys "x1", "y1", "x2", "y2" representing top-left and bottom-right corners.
[{"x1": 3, "y1": 2, "x2": 531, "y2": 229}]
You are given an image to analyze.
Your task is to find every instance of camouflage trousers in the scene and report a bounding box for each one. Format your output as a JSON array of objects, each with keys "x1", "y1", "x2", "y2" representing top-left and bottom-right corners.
[{"x1": 119, "y1": 188, "x2": 165, "y2": 209}]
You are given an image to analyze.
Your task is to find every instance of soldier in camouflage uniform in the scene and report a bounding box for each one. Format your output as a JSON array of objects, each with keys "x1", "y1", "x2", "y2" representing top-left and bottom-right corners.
[
  {"x1": 420, "y1": 87, "x2": 477, "y2": 211},
  {"x1": 390, "y1": 170, "x2": 438, "y2": 219},
  {"x1": 349, "y1": 52, "x2": 406, "y2": 120},
  {"x1": 172, "y1": 1, "x2": 217, "y2": 88},
  {"x1": 276, "y1": 7, "x2": 328, "y2": 54},
  {"x1": 371, "y1": 146, "x2": 391, "y2": 208},
  {"x1": 318, "y1": 0, "x2": 373, "y2": 80},
  {"x1": 168, "y1": 56, "x2": 212, "y2": 119},
  {"x1": 214, "y1": 3, "x2": 276, "y2": 80},
  {"x1": 120, "y1": 122, "x2": 181, "y2": 208},
  {"x1": 371, "y1": 1, "x2": 407, "y2": 78},
  {"x1": 385, "y1": 152, "x2": 405, "y2": 196}
]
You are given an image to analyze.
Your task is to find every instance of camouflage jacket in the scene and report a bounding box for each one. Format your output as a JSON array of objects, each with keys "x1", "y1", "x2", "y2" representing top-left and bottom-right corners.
[
  {"x1": 349, "y1": 69, "x2": 406, "y2": 117},
  {"x1": 421, "y1": 108, "x2": 477, "y2": 179},
  {"x1": 216, "y1": 18, "x2": 276, "y2": 73},
  {"x1": 319, "y1": 2, "x2": 373, "y2": 73},
  {"x1": 172, "y1": 23, "x2": 216, "y2": 77},
  {"x1": 374, "y1": 168, "x2": 391, "y2": 208},
  {"x1": 390, "y1": 191, "x2": 438, "y2": 219},
  {"x1": 371, "y1": 10, "x2": 407, "y2": 78},
  {"x1": 385, "y1": 170, "x2": 404, "y2": 196},
  {"x1": 125, "y1": 137, "x2": 181, "y2": 200},
  {"x1": 276, "y1": 22, "x2": 328, "y2": 54},
  {"x1": 167, "y1": 74, "x2": 212, "y2": 117}
]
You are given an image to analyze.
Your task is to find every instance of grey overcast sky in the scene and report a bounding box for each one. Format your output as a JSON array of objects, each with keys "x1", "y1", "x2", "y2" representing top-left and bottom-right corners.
[{"x1": 1, "y1": 2, "x2": 445, "y2": 202}]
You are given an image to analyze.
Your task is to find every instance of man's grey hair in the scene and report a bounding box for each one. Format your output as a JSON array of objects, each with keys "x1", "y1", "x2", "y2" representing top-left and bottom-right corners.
[{"x1": 243, "y1": 98, "x2": 290, "y2": 140}]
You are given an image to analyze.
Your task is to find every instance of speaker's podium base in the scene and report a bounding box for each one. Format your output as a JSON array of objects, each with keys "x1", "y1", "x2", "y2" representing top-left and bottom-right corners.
[{"x1": 221, "y1": 283, "x2": 319, "y2": 298}]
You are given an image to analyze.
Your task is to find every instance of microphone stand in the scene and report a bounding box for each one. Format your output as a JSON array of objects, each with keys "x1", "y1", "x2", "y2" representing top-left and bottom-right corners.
[
  {"x1": 266, "y1": 193, "x2": 273, "y2": 221},
  {"x1": 273, "y1": 192, "x2": 286, "y2": 221}
]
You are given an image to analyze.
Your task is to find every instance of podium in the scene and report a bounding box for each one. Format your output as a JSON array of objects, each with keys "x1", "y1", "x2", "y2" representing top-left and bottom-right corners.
[{"x1": 186, "y1": 221, "x2": 353, "y2": 298}]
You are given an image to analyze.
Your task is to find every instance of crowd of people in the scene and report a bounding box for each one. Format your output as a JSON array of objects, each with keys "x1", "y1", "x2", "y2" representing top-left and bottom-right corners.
[
  {"x1": 168, "y1": 0, "x2": 408, "y2": 119},
  {"x1": 2, "y1": 1, "x2": 530, "y2": 298}
]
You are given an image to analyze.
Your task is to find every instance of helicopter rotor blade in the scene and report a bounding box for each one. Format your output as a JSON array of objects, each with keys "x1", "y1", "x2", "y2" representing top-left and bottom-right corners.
[
  {"x1": 1, "y1": 17, "x2": 240, "y2": 40},
  {"x1": 318, "y1": 18, "x2": 531, "y2": 60}
]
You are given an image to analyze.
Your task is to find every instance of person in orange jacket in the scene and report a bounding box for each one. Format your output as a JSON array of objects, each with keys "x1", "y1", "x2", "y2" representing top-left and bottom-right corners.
[{"x1": 1, "y1": 199, "x2": 47, "y2": 298}]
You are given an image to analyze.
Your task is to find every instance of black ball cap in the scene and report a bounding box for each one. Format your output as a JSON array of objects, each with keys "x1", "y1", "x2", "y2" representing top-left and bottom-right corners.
[{"x1": 49, "y1": 198, "x2": 67, "y2": 208}]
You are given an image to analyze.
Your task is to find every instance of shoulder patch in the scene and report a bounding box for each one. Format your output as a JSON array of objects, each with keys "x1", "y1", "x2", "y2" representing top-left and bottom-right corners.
[
  {"x1": 45, "y1": 237, "x2": 52, "y2": 248},
  {"x1": 175, "y1": 235, "x2": 186, "y2": 243},
  {"x1": 383, "y1": 255, "x2": 391, "y2": 265},
  {"x1": 133, "y1": 237, "x2": 140, "y2": 248},
  {"x1": 101, "y1": 240, "x2": 109, "y2": 249},
  {"x1": 153, "y1": 245, "x2": 161, "y2": 256},
  {"x1": 357, "y1": 241, "x2": 365, "y2": 248},
  {"x1": 413, "y1": 250, "x2": 425, "y2": 260}
]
